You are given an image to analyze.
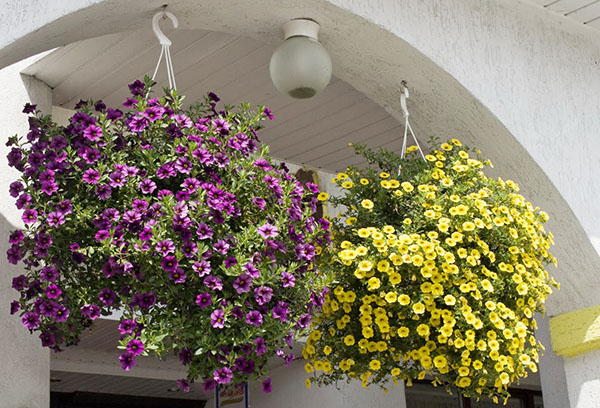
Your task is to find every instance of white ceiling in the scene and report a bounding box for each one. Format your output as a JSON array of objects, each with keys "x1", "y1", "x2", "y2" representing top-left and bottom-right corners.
[
  {"x1": 22, "y1": 26, "x2": 405, "y2": 173},
  {"x1": 525, "y1": 0, "x2": 600, "y2": 29}
]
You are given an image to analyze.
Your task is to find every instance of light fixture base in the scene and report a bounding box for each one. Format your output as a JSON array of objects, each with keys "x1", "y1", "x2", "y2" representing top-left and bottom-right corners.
[{"x1": 283, "y1": 18, "x2": 320, "y2": 41}]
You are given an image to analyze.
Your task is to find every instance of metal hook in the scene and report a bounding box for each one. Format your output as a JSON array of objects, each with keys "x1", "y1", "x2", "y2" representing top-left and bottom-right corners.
[
  {"x1": 152, "y1": 10, "x2": 178, "y2": 46},
  {"x1": 400, "y1": 81, "x2": 409, "y2": 118}
]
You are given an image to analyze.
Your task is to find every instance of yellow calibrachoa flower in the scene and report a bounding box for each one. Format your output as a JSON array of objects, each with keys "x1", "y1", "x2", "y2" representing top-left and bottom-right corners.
[
  {"x1": 306, "y1": 140, "x2": 558, "y2": 401},
  {"x1": 361, "y1": 199, "x2": 374, "y2": 210},
  {"x1": 317, "y1": 192, "x2": 328, "y2": 201}
]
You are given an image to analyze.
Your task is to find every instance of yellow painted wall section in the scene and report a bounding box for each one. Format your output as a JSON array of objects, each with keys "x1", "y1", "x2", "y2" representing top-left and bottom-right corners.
[{"x1": 549, "y1": 304, "x2": 600, "y2": 358}]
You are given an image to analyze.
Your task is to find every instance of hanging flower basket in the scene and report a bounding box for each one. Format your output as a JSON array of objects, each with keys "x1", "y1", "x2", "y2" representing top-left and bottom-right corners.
[
  {"x1": 7, "y1": 78, "x2": 330, "y2": 392},
  {"x1": 304, "y1": 140, "x2": 558, "y2": 401}
]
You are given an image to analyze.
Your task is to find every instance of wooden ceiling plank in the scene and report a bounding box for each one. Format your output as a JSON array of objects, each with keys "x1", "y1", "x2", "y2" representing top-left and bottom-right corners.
[
  {"x1": 263, "y1": 93, "x2": 367, "y2": 152},
  {"x1": 273, "y1": 100, "x2": 382, "y2": 157},
  {"x1": 95, "y1": 30, "x2": 222, "y2": 106},
  {"x1": 286, "y1": 108, "x2": 396, "y2": 162},
  {"x1": 547, "y1": 0, "x2": 598, "y2": 15},
  {"x1": 565, "y1": 0, "x2": 600, "y2": 22},
  {"x1": 59, "y1": 29, "x2": 206, "y2": 107}
]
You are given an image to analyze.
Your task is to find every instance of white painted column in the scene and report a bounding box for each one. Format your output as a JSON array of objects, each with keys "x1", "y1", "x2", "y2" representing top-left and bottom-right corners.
[
  {"x1": 536, "y1": 315, "x2": 570, "y2": 408},
  {"x1": 563, "y1": 350, "x2": 600, "y2": 408},
  {"x1": 0, "y1": 55, "x2": 52, "y2": 408}
]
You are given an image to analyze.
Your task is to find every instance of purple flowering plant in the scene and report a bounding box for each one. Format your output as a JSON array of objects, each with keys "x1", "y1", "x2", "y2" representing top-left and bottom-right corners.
[{"x1": 7, "y1": 78, "x2": 330, "y2": 391}]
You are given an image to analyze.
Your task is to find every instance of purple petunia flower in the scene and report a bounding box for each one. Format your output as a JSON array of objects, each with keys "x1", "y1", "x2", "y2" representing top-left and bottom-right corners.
[
  {"x1": 56, "y1": 200, "x2": 73, "y2": 215},
  {"x1": 83, "y1": 125, "x2": 102, "y2": 141},
  {"x1": 106, "y1": 108, "x2": 123, "y2": 120},
  {"x1": 262, "y1": 378, "x2": 272, "y2": 393},
  {"x1": 126, "y1": 339, "x2": 145, "y2": 356},
  {"x1": 81, "y1": 304, "x2": 102, "y2": 320},
  {"x1": 9, "y1": 230, "x2": 24, "y2": 244},
  {"x1": 169, "y1": 268, "x2": 186, "y2": 284},
  {"x1": 109, "y1": 171, "x2": 127, "y2": 188},
  {"x1": 95, "y1": 229, "x2": 110, "y2": 242},
  {"x1": 40, "y1": 181, "x2": 58, "y2": 196},
  {"x1": 128, "y1": 113, "x2": 149, "y2": 132},
  {"x1": 161, "y1": 255, "x2": 178, "y2": 272},
  {"x1": 55, "y1": 305, "x2": 70, "y2": 322},
  {"x1": 196, "y1": 223, "x2": 213, "y2": 240},
  {"x1": 143, "y1": 105, "x2": 165, "y2": 122},
  {"x1": 81, "y1": 147, "x2": 101, "y2": 164},
  {"x1": 22, "y1": 209, "x2": 38, "y2": 224},
  {"x1": 9, "y1": 181, "x2": 23, "y2": 198},
  {"x1": 204, "y1": 275, "x2": 223, "y2": 292},
  {"x1": 252, "y1": 197, "x2": 266, "y2": 210},
  {"x1": 40, "y1": 266, "x2": 58, "y2": 282},
  {"x1": 212, "y1": 118, "x2": 230, "y2": 135},
  {"x1": 174, "y1": 157, "x2": 192, "y2": 174},
  {"x1": 118, "y1": 319, "x2": 137, "y2": 335},
  {"x1": 193, "y1": 260, "x2": 211, "y2": 277},
  {"x1": 156, "y1": 240, "x2": 175, "y2": 256},
  {"x1": 46, "y1": 284, "x2": 62, "y2": 299},
  {"x1": 214, "y1": 366, "x2": 233, "y2": 384},
  {"x1": 12, "y1": 275, "x2": 27, "y2": 291},
  {"x1": 254, "y1": 286, "x2": 273, "y2": 305},
  {"x1": 10, "y1": 301, "x2": 19, "y2": 315},
  {"x1": 182, "y1": 241, "x2": 198, "y2": 258},
  {"x1": 213, "y1": 239, "x2": 230, "y2": 255},
  {"x1": 202, "y1": 378, "x2": 218, "y2": 392},
  {"x1": 139, "y1": 179, "x2": 157, "y2": 194},
  {"x1": 182, "y1": 177, "x2": 200, "y2": 193},
  {"x1": 224, "y1": 257, "x2": 237, "y2": 268},
  {"x1": 295, "y1": 243, "x2": 315, "y2": 261},
  {"x1": 245, "y1": 310, "x2": 263, "y2": 327},
  {"x1": 40, "y1": 332, "x2": 56, "y2": 347},
  {"x1": 83, "y1": 169, "x2": 101, "y2": 184},
  {"x1": 139, "y1": 292, "x2": 156, "y2": 308},
  {"x1": 281, "y1": 272, "x2": 295, "y2": 288},
  {"x1": 244, "y1": 263, "x2": 260, "y2": 279},
  {"x1": 257, "y1": 223, "x2": 278, "y2": 239},
  {"x1": 233, "y1": 274, "x2": 252, "y2": 294},
  {"x1": 95, "y1": 184, "x2": 112, "y2": 200},
  {"x1": 195, "y1": 293, "x2": 212, "y2": 308},
  {"x1": 119, "y1": 352, "x2": 136, "y2": 371},
  {"x1": 272, "y1": 301, "x2": 289, "y2": 322},
  {"x1": 211, "y1": 309, "x2": 226, "y2": 329},
  {"x1": 7, "y1": 245, "x2": 23, "y2": 264},
  {"x1": 22, "y1": 312, "x2": 40, "y2": 330},
  {"x1": 179, "y1": 348, "x2": 193, "y2": 365},
  {"x1": 98, "y1": 288, "x2": 116, "y2": 306},
  {"x1": 296, "y1": 313, "x2": 312, "y2": 329},
  {"x1": 254, "y1": 337, "x2": 267, "y2": 356},
  {"x1": 177, "y1": 379, "x2": 190, "y2": 392}
]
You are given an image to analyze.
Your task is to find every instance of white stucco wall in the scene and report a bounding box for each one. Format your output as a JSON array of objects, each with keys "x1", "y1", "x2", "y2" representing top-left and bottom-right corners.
[
  {"x1": 0, "y1": 57, "x2": 51, "y2": 408},
  {"x1": 564, "y1": 349, "x2": 600, "y2": 408}
]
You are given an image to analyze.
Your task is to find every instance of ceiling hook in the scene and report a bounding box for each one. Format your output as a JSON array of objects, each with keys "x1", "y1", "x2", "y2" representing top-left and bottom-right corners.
[
  {"x1": 152, "y1": 10, "x2": 178, "y2": 46},
  {"x1": 400, "y1": 80, "x2": 410, "y2": 118}
]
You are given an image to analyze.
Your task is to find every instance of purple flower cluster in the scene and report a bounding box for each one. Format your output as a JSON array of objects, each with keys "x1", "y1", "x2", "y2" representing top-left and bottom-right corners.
[{"x1": 7, "y1": 78, "x2": 330, "y2": 392}]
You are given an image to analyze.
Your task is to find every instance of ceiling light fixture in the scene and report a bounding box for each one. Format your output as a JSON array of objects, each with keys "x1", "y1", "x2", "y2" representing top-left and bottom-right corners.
[{"x1": 269, "y1": 18, "x2": 332, "y2": 99}]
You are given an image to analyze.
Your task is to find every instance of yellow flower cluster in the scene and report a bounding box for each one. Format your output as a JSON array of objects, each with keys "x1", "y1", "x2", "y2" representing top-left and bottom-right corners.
[{"x1": 307, "y1": 140, "x2": 558, "y2": 401}]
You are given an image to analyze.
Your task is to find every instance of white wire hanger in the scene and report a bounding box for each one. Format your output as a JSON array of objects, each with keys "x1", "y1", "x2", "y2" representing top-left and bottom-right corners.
[
  {"x1": 398, "y1": 81, "x2": 426, "y2": 174},
  {"x1": 151, "y1": 8, "x2": 178, "y2": 90}
]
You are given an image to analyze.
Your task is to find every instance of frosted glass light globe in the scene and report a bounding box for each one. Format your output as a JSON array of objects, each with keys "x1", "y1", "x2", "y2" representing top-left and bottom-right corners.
[{"x1": 269, "y1": 19, "x2": 332, "y2": 99}]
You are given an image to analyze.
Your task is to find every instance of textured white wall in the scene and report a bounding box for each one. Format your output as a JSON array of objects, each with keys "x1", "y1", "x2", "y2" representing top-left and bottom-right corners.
[
  {"x1": 0, "y1": 57, "x2": 51, "y2": 408},
  {"x1": 564, "y1": 349, "x2": 600, "y2": 408}
]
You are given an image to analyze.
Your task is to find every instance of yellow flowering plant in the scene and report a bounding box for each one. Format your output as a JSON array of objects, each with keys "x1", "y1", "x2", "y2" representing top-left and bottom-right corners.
[{"x1": 305, "y1": 139, "x2": 558, "y2": 401}]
